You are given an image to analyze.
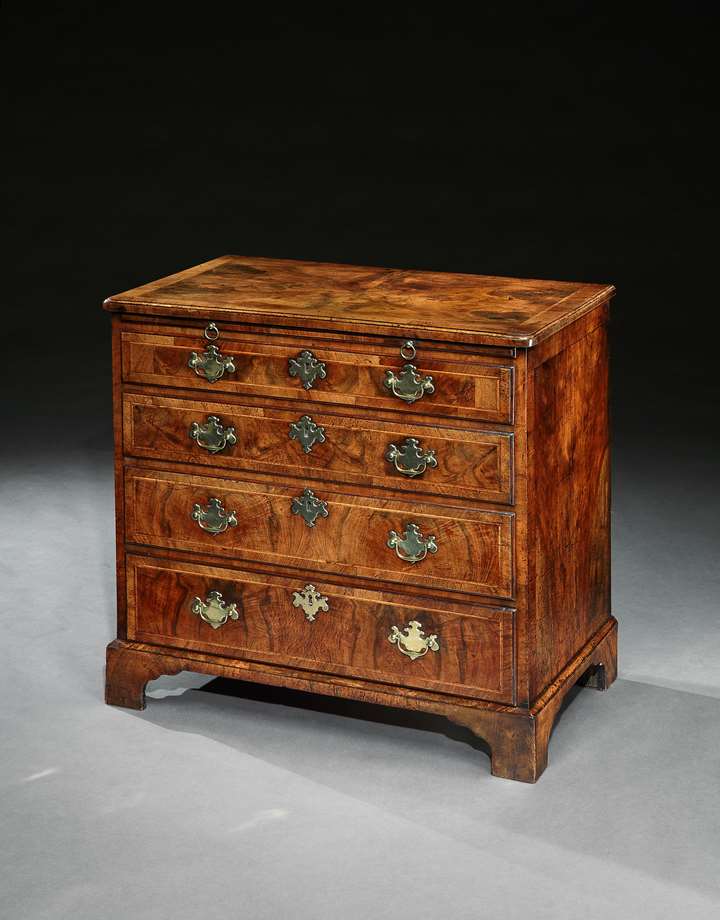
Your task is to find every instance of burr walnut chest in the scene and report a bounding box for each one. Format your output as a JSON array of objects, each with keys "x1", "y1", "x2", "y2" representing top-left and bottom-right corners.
[{"x1": 104, "y1": 255, "x2": 617, "y2": 782}]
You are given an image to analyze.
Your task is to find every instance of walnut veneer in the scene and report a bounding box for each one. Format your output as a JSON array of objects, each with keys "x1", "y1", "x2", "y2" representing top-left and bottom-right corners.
[{"x1": 104, "y1": 255, "x2": 617, "y2": 782}]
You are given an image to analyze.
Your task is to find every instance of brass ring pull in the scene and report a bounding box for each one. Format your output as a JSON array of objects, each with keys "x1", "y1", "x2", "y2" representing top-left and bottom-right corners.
[
  {"x1": 386, "y1": 438, "x2": 438, "y2": 478},
  {"x1": 204, "y1": 322, "x2": 220, "y2": 340},
  {"x1": 387, "y1": 523, "x2": 438, "y2": 564},
  {"x1": 191, "y1": 498, "x2": 238, "y2": 534},
  {"x1": 190, "y1": 591, "x2": 239, "y2": 629},
  {"x1": 389, "y1": 620, "x2": 439, "y2": 660},
  {"x1": 400, "y1": 340, "x2": 416, "y2": 360}
]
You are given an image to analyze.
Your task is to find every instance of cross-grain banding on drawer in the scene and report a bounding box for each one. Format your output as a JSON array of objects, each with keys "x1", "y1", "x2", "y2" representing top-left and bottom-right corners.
[
  {"x1": 120, "y1": 327, "x2": 513, "y2": 424},
  {"x1": 124, "y1": 468, "x2": 514, "y2": 599},
  {"x1": 123, "y1": 391, "x2": 514, "y2": 504},
  {"x1": 126, "y1": 554, "x2": 516, "y2": 703}
]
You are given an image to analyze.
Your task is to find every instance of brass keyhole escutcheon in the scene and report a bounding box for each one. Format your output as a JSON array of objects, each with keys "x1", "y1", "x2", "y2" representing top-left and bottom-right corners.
[
  {"x1": 291, "y1": 584, "x2": 330, "y2": 622},
  {"x1": 288, "y1": 349, "x2": 327, "y2": 390}
]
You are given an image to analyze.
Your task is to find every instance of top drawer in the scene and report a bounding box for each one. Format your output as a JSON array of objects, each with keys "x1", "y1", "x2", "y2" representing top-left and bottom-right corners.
[{"x1": 120, "y1": 324, "x2": 514, "y2": 425}]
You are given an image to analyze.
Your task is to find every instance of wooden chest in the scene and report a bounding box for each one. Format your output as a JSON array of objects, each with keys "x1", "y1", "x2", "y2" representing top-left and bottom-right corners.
[{"x1": 104, "y1": 256, "x2": 617, "y2": 782}]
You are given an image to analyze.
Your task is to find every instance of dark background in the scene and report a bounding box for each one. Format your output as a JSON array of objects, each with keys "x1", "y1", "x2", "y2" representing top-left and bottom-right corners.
[
  {"x1": 5, "y1": 1, "x2": 718, "y2": 453},
  {"x1": 3, "y1": 11, "x2": 718, "y2": 909}
]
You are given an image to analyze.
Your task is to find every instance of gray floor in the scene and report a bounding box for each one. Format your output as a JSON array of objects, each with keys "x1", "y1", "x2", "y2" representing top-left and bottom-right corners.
[{"x1": 1, "y1": 446, "x2": 719, "y2": 919}]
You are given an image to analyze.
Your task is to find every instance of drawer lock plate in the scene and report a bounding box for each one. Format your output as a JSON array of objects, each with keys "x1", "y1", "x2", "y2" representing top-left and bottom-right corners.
[{"x1": 291, "y1": 584, "x2": 330, "y2": 622}]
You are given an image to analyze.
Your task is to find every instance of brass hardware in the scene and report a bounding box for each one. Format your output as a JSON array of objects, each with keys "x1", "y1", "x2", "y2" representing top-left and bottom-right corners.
[
  {"x1": 188, "y1": 343, "x2": 236, "y2": 383},
  {"x1": 387, "y1": 522, "x2": 438, "y2": 564},
  {"x1": 386, "y1": 437, "x2": 438, "y2": 478},
  {"x1": 204, "y1": 322, "x2": 220, "y2": 340},
  {"x1": 289, "y1": 415, "x2": 326, "y2": 453},
  {"x1": 189, "y1": 415, "x2": 237, "y2": 454},
  {"x1": 400, "y1": 340, "x2": 416, "y2": 360},
  {"x1": 291, "y1": 488, "x2": 329, "y2": 528},
  {"x1": 389, "y1": 620, "x2": 439, "y2": 660},
  {"x1": 291, "y1": 584, "x2": 329, "y2": 622},
  {"x1": 384, "y1": 363, "x2": 435, "y2": 404},
  {"x1": 191, "y1": 498, "x2": 238, "y2": 534},
  {"x1": 190, "y1": 590, "x2": 239, "y2": 629},
  {"x1": 288, "y1": 349, "x2": 327, "y2": 389}
]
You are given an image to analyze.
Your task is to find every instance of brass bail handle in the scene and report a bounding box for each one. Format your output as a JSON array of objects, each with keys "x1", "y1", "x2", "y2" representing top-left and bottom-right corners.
[
  {"x1": 384, "y1": 340, "x2": 434, "y2": 404},
  {"x1": 204, "y1": 322, "x2": 220, "y2": 340}
]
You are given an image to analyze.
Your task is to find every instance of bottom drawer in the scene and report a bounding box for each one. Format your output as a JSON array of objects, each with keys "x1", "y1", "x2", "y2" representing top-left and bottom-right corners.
[{"x1": 127, "y1": 554, "x2": 515, "y2": 704}]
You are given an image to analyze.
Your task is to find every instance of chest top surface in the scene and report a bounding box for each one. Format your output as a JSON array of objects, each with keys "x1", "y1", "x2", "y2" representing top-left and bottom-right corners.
[{"x1": 104, "y1": 255, "x2": 613, "y2": 348}]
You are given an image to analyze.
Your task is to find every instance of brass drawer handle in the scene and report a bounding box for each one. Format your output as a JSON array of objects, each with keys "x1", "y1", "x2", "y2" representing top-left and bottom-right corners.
[
  {"x1": 289, "y1": 349, "x2": 327, "y2": 390},
  {"x1": 291, "y1": 487, "x2": 329, "y2": 528},
  {"x1": 292, "y1": 584, "x2": 329, "y2": 622},
  {"x1": 188, "y1": 343, "x2": 236, "y2": 383},
  {"x1": 387, "y1": 522, "x2": 438, "y2": 564},
  {"x1": 289, "y1": 414, "x2": 326, "y2": 453},
  {"x1": 189, "y1": 415, "x2": 237, "y2": 454},
  {"x1": 384, "y1": 363, "x2": 435, "y2": 404},
  {"x1": 386, "y1": 437, "x2": 438, "y2": 478},
  {"x1": 389, "y1": 620, "x2": 439, "y2": 660},
  {"x1": 190, "y1": 590, "x2": 239, "y2": 629},
  {"x1": 191, "y1": 498, "x2": 238, "y2": 534}
]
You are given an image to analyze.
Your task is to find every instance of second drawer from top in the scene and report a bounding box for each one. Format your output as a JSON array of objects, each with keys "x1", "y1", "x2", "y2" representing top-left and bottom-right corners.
[{"x1": 123, "y1": 391, "x2": 514, "y2": 504}]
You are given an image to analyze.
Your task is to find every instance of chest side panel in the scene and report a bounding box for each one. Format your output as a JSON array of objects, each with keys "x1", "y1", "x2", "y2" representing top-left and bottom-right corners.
[{"x1": 526, "y1": 309, "x2": 611, "y2": 700}]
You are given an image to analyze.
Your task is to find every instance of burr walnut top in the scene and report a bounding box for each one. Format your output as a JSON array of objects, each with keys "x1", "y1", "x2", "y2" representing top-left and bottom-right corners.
[{"x1": 104, "y1": 255, "x2": 613, "y2": 348}]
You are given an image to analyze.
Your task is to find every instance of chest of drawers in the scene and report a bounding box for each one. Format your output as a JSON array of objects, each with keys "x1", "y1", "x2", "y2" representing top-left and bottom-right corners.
[{"x1": 104, "y1": 256, "x2": 617, "y2": 782}]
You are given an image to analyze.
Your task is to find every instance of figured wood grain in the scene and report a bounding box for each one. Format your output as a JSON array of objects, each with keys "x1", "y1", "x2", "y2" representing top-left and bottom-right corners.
[
  {"x1": 124, "y1": 467, "x2": 514, "y2": 599},
  {"x1": 126, "y1": 554, "x2": 515, "y2": 703},
  {"x1": 104, "y1": 255, "x2": 614, "y2": 349},
  {"x1": 123, "y1": 391, "x2": 513, "y2": 504},
  {"x1": 526, "y1": 311, "x2": 611, "y2": 699},
  {"x1": 120, "y1": 327, "x2": 513, "y2": 424},
  {"x1": 451, "y1": 618, "x2": 617, "y2": 781},
  {"x1": 103, "y1": 255, "x2": 617, "y2": 783}
]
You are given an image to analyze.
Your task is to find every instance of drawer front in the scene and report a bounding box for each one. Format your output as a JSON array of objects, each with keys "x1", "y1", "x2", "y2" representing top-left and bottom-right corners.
[
  {"x1": 121, "y1": 327, "x2": 513, "y2": 424},
  {"x1": 123, "y1": 392, "x2": 514, "y2": 504},
  {"x1": 125, "y1": 468, "x2": 514, "y2": 599},
  {"x1": 127, "y1": 554, "x2": 515, "y2": 703}
]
